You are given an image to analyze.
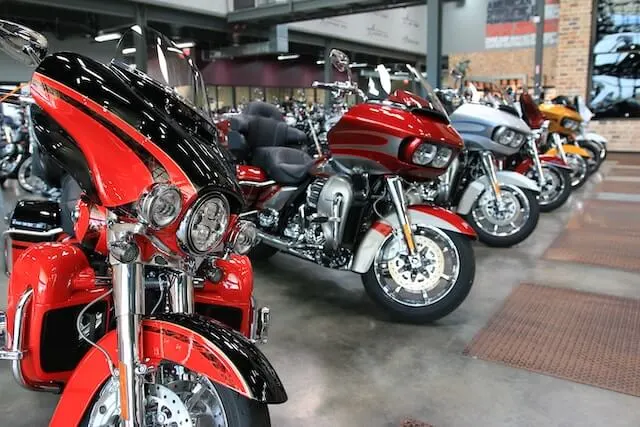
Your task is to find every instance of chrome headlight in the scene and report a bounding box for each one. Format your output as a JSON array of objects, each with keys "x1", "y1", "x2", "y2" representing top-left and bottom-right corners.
[
  {"x1": 410, "y1": 142, "x2": 453, "y2": 168},
  {"x1": 178, "y1": 194, "x2": 230, "y2": 255},
  {"x1": 228, "y1": 220, "x2": 258, "y2": 255},
  {"x1": 561, "y1": 118, "x2": 580, "y2": 131},
  {"x1": 494, "y1": 127, "x2": 527, "y2": 148},
  {"x1": 137, "y1": 184, "x2": 182, "y2": 228}
]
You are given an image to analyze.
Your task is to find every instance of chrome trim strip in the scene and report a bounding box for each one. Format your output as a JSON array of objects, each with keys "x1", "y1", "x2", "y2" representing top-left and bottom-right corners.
[
  {"x1": 238, "y1": 180, "x2": 276, "y2": 188},
  {"x1": 2, "y1": 227, "x2": 64, "y2": 237}
]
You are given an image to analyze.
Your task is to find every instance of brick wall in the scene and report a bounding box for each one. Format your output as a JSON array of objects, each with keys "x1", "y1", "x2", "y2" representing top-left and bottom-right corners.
[
  {"x1": 449, "y1": 0, "x2": 639, "y2": 152},
  {"x1": 449, "y1": 47, "x2": 558, "y2": 88}
]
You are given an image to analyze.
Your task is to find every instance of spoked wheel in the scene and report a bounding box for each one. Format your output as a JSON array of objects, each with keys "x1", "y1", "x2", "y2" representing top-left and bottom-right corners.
[
  {"x1": 17, "y1": 156, "x2": 47, "y2": 194},
  {"x1": 362, "y1": 226, "x2": 474, "y2": 323},
  {"x1": 82, "y1": 361, "x2": 270, "y2": 427},
  {"x1": 466, "y1": 184, "x2": 539, "y2": 247},
  {"x1": 526, "y1": 165, "x2": 572, "y2": 213},
  {"x1": 566, "y1": 153, "x2": 589, "y2": 189}
]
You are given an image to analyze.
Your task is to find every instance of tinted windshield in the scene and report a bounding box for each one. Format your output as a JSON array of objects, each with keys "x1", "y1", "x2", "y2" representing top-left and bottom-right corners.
[
  {"x1": 112, "y1": 27, "x2": 209, "y2": 114},
  {"x1": 363, "y1": 63, "x2": 449, "y2": 119}
]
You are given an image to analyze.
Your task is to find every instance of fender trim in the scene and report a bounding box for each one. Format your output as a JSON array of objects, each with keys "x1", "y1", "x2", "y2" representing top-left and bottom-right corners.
[
  {"x1": 49, "y1": 314, "x2": 287, "y2": 427},
  {"x1": 351, "y1": 205, "x2": 476, "y2": 274},
  {"x1": 562, "y1": 144, "x2": 592, "y2": 158},
  {"x1": 457, "y1": 171, "x2": 541, "y2": 215}
]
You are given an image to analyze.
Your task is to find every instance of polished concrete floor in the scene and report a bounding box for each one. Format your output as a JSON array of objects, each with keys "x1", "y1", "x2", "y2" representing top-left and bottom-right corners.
[{"x1": 1, "y1": 161, "x2": 640, "y2": 426}]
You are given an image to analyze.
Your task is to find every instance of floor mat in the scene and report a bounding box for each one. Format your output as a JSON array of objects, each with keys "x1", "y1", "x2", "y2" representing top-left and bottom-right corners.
[
  {"x1": 400, "y1": 420, "x2": 433, "y2": 427},
  {"x1": 464, "y1": 284, "x2": 640, "y2": 397}
]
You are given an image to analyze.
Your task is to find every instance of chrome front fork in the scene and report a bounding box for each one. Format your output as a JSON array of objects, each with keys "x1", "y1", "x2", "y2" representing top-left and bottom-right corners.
[
  {"x1": 529, "y1": 139, "x2": 546, "y2": 188},
  {"x1": 385, "y1": 176, "x2": 419, "y2": 262},
  {"x1": 552, "y1": 133, "x2": 569, "y2": 163},
  {"x1": 480, "y1": 151, "x2": 503, "y2": 205}
]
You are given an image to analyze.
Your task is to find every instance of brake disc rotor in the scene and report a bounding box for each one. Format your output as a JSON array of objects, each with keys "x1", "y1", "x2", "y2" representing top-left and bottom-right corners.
[{"x1": 387, "y1": 235, "x2": 445, "y2": 292}]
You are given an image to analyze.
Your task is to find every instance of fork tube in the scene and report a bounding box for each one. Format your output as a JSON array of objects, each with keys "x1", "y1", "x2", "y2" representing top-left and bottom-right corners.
[
  {"x1": 529, "y1": 139, "x2": 546, "y2": 187},
  {"x1": 170, "y1": 273, "x2": 195, "y2": 314},
  {"x1": 552, "y1": 133, "x2": 569, "y2": 163},
  {"x1": 113, "y1": 262, "x2": 145, "y2": 427},
  {"x1": 385, "y1": 176, "x2": 417, "y2": 256},
  {"x1": 480, "y1": 151, "x2": 503, "y2": 204}
]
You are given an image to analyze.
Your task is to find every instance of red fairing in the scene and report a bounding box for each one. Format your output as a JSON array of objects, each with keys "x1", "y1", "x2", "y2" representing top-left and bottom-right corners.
[
  {"x1": 328, "y1": 102, "x2": 462, "y2": 179},
  {"x1": 6, "y1": 242, "x2": 110, "y2": 388},
  {"x1": 196, "y1": 255, "x2": 254, "y2": 336},
  {"x1": 50, "y1": 320, "x2": 251, "y2": 427},
  {"x1": 387, "y1": 89, "x2": 431, "y2": 108},
  {"x1": 30, "y1": 73, "x2": 197, "y2": 206},
  {"x1": 73, "y1": 200, "x2": 108, "y2": 256}
]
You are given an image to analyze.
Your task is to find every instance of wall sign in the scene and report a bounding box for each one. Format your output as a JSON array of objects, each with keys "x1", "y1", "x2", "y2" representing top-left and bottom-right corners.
[
  {"x1": 590, "y1": 0, "x2": 640, "y2": 119},
  {"x1": 485, "y1": 0, "x2": 559, "y2": 49}
]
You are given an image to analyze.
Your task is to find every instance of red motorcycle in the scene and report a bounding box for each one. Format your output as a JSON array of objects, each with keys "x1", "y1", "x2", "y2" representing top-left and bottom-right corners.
[
  {"x1": 221, "y1": 50, "x2": 476, "y2": 324},
  {"x1": 0, "y1": 21, "x2": 285, "y2": 426}
]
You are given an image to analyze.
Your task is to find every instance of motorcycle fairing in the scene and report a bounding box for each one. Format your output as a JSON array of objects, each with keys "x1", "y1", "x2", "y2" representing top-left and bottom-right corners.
[
  {"x1": 456, "y1": 171, "x2": 541, "y2": 215},
  {"x1": 351, "y1": 205, "x2": 477, "y2": 274},
  {"x1": 50, "y1": 314, "x2": 288, "y2": 426},
  {"x1": 30, "y1": 52, "x2": 242, "y2": 208}
]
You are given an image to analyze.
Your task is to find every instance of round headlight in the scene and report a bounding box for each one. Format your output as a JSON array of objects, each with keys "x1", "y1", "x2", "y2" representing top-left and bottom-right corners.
[
  {"x1": 431, "y1": 147, "x2": 453, "y2": 168},
  {"x1": 178, "y1": 195, "x2": 230, "y2": 255},
  {"x1": 412, "y1": 143, "x2": 438, "y2": 165},
  {"x1": 228, "y1": 220, "x2": 258, "y2": 255},
  {"x1": 511, "y1": 132, "x2": 525, "y2": 147},
  {"x1": 137, "y1": 184, "x2": 182, "y2": 228}
]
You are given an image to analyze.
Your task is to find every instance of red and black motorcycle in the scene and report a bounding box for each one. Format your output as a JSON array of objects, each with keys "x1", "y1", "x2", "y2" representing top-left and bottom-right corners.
[
  {"x1": 221, "y1": 50, "x2": 476, "y2": 324},
  {"x1": 0, "y1": 21, "x2": 286, "y2": 426}
]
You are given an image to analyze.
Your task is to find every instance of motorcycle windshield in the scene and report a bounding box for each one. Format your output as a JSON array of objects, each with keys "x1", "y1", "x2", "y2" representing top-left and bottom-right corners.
[
  {"x1": 365, "y1": 63, "x2": 449, "y2": 121},
  {"x1": 112, "y1": 27, "x2": 210, "y2": 115}
]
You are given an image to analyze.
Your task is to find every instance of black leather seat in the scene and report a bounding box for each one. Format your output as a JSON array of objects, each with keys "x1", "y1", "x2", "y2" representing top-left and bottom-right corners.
[{"x1": 253, "y1": 146, "x2": 314, "y2": 185}]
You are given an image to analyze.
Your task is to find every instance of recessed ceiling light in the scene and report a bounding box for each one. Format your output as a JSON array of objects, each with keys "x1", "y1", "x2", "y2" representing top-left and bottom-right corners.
[
  {"x1": 94, "y1": 32, "x2": 121, "y2": 43},
  {"x1": 175, "y1": 41, "x2": 196, "y2": 49},
  {"x1": 278, "y1": 54, "x2": 300, "y2": 60}
]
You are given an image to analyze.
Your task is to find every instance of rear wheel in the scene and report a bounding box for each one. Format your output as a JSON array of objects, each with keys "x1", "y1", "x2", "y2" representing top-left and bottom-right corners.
[
  {"x1": 81, "y1": 361, "x2": 271, "y2": 427},
  {"x1": 362, "y1": 226, "x2": 474, "y2": 324}
]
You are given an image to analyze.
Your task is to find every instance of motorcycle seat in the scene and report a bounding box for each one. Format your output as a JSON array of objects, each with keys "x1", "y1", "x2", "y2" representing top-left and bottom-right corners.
[{"x1": 253, "y1": 146, "x2": 313, "y2": 185}]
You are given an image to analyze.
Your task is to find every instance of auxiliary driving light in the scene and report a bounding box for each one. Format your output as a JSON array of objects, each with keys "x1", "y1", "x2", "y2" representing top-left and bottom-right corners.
[{"x1": 228, "y1": 220, "x2": 258, "y2": 255}]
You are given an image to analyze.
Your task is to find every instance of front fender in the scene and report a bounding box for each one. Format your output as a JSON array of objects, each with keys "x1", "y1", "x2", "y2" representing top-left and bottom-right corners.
[
  {"x1": 538, "y1": 154, "x2": 572, "y2": 170},
  {"x1": 351, "y1": 205, "x2": 476, "y2": 274},
  {"x1": 50, "y1": 314, "x2": 287, "y2": 427},
  {"x1": 563, "y1": 144, "x2": 592, "y2": 158},
  {"x1": 457, "y1": 171, "x2": 540, "y2": 215}
]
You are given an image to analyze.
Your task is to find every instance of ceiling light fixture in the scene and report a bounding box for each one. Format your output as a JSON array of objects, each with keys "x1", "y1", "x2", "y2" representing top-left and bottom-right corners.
[
  {"x1": 278, "y1": 54, "x2": 300, "y2": 60},
  {"x1": 349, "y1": 62, "x2": 368, "y2": 68},
  {"x1": 316, "y1": 60, "x2": 325, "y2": 65},
  {"x1": 122, "y1": 47, "x2": 137, "y2": 55},
  {"x1": 94, "y1": 32, "x2": 121, "y2": 43}
]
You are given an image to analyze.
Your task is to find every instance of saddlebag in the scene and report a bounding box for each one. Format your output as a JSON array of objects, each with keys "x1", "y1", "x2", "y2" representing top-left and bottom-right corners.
[{"x1": 4, "y1": 200, "x2": 63, "y2": 275}]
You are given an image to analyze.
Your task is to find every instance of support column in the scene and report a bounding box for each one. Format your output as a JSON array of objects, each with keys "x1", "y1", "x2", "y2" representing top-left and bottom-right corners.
[
  {"x1": 323, "y1": 40, "x2": 333, "y2": 108},
  {"x1": 533, "y1": 0, "x2": 545, "y2": 99},
  {"x1": 134, "y1": 4, "x2": 148, "y2": 73},
  {"x1": 426, "y1": 0, "x2": 442, "y2": 89}
]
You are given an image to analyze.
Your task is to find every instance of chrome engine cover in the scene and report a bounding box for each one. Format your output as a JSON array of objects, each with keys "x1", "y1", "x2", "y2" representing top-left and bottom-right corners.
[{"x1": 316, "y1": 175, "x2": 353, "y2": 250}]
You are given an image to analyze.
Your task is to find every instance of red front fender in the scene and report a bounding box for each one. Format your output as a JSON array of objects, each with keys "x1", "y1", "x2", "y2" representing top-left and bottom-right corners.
[
  {"x1": 514, "y1": 155, "x2": 570, "y2": 175},
  {"x1": 50, "y1": 315, "x2": 286, "y2": 426}
]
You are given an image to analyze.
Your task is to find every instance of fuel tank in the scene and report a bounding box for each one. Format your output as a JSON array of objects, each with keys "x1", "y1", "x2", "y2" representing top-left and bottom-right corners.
[
  {"x1": 30, "y1": 53, "x2": 241, "y2": 209},
  {"x1": 327, "y1": 102, "x2": 463, "y2": 179}
]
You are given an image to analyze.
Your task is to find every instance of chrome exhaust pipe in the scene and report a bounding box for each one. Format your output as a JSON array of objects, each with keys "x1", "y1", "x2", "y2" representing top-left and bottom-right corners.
[{"x1": 256, "y1": 230, "x2": 317, "y2": 262}]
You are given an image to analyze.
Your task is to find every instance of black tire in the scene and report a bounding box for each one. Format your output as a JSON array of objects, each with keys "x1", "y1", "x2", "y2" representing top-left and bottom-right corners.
[
  {"x1": 578, "y1": 140, "x2": 601, "y2": 173},
  {"x1": 537, "y1": 167, "x2": 572, "y2": 213},
  {"x1": 361, "y1": 230, "x2": 475, "y2": 324},
  {"x1": 465, "y1": 187, "x2": 540, "y2": 247},
  {"x1": 80, "y1": 378, "x2": 271, "y2": 427},
  {"x1": 249, "y1": 242, "x2": 278, "y2": 261}
]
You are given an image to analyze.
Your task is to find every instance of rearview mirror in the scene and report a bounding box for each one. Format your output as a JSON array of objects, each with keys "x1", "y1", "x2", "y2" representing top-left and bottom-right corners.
[
  {"x1": 0, "y1": 20, "x2": 48, "y2": 67},
  {"x1": 329, "y1": 49, "x2": 350, "y2": 73}
]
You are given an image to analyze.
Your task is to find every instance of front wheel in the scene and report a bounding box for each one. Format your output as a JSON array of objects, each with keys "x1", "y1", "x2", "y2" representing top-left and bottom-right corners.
[
  {"x1": 566, "y1": 153, "x2": 589, "y2": 189},
  {"x1": 526, "y1": 165, "x2": 572, "y2": 212},
  {"x1": 82, "y1": 361, "x2": 271, "y2": 427},
  {"x1": 465, "y1": 185, "x2": 540, "y2": 247},
  {"x1": 362, "y1": 226, "x2": 475, "y2": 324},
  {"x1": 579, "y1": 140, "x2": 602, "y2": 173}
]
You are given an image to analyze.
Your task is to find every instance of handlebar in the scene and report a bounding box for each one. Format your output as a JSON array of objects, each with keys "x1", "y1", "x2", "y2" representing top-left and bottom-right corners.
[{"x1": 312, "y1": 81, "x2": 357, "y2": 92}]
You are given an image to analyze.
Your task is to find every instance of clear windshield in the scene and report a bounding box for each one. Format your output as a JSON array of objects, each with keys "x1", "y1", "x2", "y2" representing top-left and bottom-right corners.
[
  {"x1": 112, "y1": 27, "x2": 209, "y2": 115},
  {"x1": 362, "y1": 63, "x2": 449, "y2": 119}
]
